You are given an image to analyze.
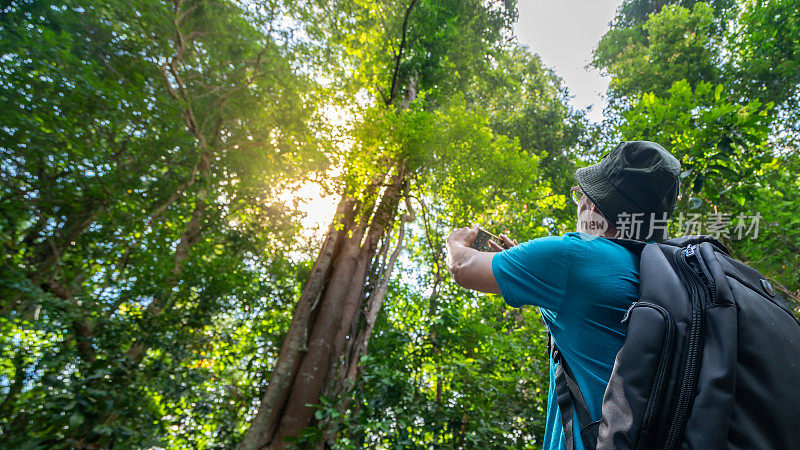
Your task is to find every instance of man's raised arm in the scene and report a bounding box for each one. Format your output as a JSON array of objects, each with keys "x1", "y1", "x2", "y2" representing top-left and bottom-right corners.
[{"x1": 445, "y1": 225, "x2": 502, "y2": 294}]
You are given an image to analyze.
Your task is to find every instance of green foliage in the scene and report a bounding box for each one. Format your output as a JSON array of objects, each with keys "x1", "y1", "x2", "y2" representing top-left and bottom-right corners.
[
  {"x1": 733, "y1": 0, "x2": 800, "y2": 106},
  {"x1": 1, "y1": 0, "x2": 799, "y2": 448},
  {"x1": 331, "y1": 0, "x2": 517, "y2": 107},
  {"x1": 612, "y1": 0, "x2": 737, "y2": 28},
  {"x1": 337, "y1": 267, "x2": 550, "y2": 448},
  {"x1": 412, "y1": 96, "x2": 558, "y2": 235},
  {"x1": 594, "y1": 3, "x2": 721, "y2": 100},
  {"x1": 621, "y1": 80, "x2": 774, "y2": 208},
  {"x1": 0, "y1": 0, "x2": 325, "y2": 447},
  {"x1": 473, "y1": 46, "x2": 588, "y2": 213}
]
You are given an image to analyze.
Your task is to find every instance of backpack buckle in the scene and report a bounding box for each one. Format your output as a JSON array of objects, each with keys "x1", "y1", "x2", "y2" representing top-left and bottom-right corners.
[{"x1": 549, "y1": 334, "x2": 561, "y2": 361}]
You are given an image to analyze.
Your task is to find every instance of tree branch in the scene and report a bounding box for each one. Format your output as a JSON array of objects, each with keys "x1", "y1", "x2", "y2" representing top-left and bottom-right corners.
[{"x1": 386, "y1": 0, "x2": 418, "y2": 106}]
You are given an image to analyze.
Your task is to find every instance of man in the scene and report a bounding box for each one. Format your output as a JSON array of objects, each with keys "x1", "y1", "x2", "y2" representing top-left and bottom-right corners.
[{"x1": 446, "y1": 141, "x2": 681, "y2": 450}]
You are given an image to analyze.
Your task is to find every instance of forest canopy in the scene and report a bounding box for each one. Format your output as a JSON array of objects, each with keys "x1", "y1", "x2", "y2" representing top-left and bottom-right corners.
[{"x1": 1, "y1": 0, "x2": 798, "y2": 448}]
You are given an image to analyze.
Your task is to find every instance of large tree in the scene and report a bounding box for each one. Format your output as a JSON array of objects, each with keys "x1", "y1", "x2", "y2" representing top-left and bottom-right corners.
[
  {"x1": 238, "y1": 0, "x2": 524, "y2": 446},
  {"x1": 0, "y1": 0, "x2": 325, "y2": 446}
]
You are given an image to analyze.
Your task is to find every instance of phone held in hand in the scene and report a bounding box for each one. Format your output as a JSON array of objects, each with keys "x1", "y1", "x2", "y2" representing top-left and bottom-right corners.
[{"x1": 470, "y1": 227, "x2": 509, "y2": 252}]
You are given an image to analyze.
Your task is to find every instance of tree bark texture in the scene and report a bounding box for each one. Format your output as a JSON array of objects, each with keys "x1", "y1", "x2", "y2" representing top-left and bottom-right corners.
[
  {"x1": 241, "y1": 10, "x2": 421, "y2": 443},
  {"x1": 268, "y1": 170, "x2": 408, "y2": 449},
  {"x1": 237, "y1": 196, "x2": 356, "y2": 450},
  {"x1": 238, "y1": 164, "x2": 411, "y2": 449}
]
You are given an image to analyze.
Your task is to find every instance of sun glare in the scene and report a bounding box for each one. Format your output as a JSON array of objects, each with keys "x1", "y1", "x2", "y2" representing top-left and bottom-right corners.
[
  {"x1": 278, "y1": 179, "x2": 340, "y2": 242},
  {"x1": 297, "y1": 182, "x2": 339, "y2": 233}
]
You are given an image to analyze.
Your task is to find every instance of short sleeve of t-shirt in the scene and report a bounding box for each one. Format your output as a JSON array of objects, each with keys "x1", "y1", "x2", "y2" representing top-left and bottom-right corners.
[{"x1": 491, "y1": 235, "x2": 571, "y2": 315}]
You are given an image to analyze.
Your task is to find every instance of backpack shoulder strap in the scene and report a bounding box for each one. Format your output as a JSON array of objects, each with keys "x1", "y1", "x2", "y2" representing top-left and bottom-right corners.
[
  {"x1": 551, "y1": 334, "x2": 600, "y2": 450},
  {"x1": 663, "y1": 234, "x2": 729, "y2": 254},
  {"x1": 607, "y1": 235, "x2": 729, "y2": 255},
  {"x1": 605, "y1": 237, "x2": 647, "y2": 254}
]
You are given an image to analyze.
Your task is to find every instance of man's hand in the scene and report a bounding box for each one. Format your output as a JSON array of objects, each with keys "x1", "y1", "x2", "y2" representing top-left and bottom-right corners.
[
  {"x1": 446, "y1": 225, "x2": 500, "y2": 294},
  {"x1": 489, "y1": 233, "x2": 518, "y2": 251},
  {"x1": 447, "y1": 225, "x2": 479, "y2": 248},
  {"x1": 446, "y1": 225, "x2": 478, "y2": 279}
]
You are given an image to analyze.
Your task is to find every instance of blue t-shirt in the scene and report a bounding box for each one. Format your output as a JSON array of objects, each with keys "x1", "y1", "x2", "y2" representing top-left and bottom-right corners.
[{"x1": 492, "y1": 232, "x2": 640, "y2": 450}]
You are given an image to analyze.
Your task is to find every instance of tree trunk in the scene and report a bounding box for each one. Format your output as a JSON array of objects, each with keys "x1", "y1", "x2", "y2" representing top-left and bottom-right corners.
[
  {"x1": 241, "y1": 42, "x2": 420, "y2": 449},
  {"x1": 269, "y1": 170, "x2": 407, "y2": 448},
  {"x1": 269, "y1": 222, "x2": 367, "y2": 446},
  {"x1": 237, "y1": 196, "x2": 356, "y2": 450},
  {"x1": 314, "y1": 199, "x2": 414, "y2": 450},
  {"x1": 238, "y1": 170, "x2": 409, "y2": 449}
]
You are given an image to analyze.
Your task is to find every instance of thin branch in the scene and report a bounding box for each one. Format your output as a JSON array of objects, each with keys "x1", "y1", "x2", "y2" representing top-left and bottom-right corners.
[
  {"x1": 386, "y1": 0, "x2": 418, "y2": 106},
  {"x1": 376, "y1": 85, "x2": 390, "y2": 105},
  {"x1": 175, "y1": 1, "x2": 198, "y2": 24}
]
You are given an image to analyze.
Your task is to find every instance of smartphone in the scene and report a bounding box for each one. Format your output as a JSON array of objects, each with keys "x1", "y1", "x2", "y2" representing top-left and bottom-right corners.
[{"x1": 470, "y1": 227, "x2": 510, "y2": 252}]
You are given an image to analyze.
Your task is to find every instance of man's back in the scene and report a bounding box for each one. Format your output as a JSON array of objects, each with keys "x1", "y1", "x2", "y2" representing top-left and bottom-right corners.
[{"x1": 492, "y1": 232, "x2": 640, "y2": 450}]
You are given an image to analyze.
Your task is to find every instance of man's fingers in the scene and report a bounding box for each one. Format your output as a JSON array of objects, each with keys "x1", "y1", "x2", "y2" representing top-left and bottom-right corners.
[
  {"x1": 447, "y1": 226, "x2": 478, "y2": 247},
  {"x1": 488, "y1": 240, "x2": 502, "y2": 251},
  {"x1": 499, "y1": 233, "x2": 517, "y2": 248}
]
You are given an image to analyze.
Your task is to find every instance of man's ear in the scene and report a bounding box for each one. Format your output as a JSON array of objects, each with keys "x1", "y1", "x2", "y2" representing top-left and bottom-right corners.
[
  {"x1": 587, "y1": 202, "x2": 617, "y2": 233},
  {"x1": 588, "y1": 200, "x2": 606, "y2": 216},
  {"x1": 592, "y1": 205, "x2": 619, "y2": 236}
]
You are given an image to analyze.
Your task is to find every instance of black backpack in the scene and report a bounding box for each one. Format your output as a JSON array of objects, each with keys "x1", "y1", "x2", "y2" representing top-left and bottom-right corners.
[{"x1": 551, "y1": 235, "x2": 800, "y2": 450}]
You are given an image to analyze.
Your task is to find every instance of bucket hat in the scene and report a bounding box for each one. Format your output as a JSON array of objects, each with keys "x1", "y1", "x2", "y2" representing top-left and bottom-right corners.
[{"x1": 575, "y1": 141, "x2": 681, "y2": 241}]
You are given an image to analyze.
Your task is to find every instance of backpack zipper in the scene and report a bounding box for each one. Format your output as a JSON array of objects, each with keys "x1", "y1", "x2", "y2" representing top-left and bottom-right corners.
[
  {"x1": 663, "y1": 245, "x2": 708, "y2": 449},
  {"x1": 693, "y1": 246, "x2": 717, "y2": 305},
  {"x1": 635, "y1": 302, "x2": 676, "y2": 437}
]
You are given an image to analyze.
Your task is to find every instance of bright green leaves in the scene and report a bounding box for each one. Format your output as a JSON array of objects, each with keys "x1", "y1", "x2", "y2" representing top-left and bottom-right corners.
[
  {"x1": 472, "y1": 45, "x2": 587, "y2": 231},
  {"x1": 594, "y1": 3, "x2": 721, "y2": 100},
  {"x1": 413, "y1": 96, "x2": 548, "y2": 234},
  {"x1": 328, "y1": 0, "x2": 516, "y2": 108},
  {"x1": 0, "y1": 0, "x2": 326, "y2": 447},
  {"x1": 733, "y1": 0, "x2": 800, "y2": 106},
  {"x1": 621, "y1": 79, "x2": 773, "y2": 209},
  {"x1": 355, "y1": 279, "x2": 549, "y2": 448},
  {"x1": 341, "y1": 89, "x2": 556, "y2": 241}
]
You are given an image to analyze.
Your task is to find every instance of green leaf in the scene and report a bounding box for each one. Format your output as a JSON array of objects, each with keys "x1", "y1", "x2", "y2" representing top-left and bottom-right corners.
[{"x1": 69, "y1": 413, "x2": 85, "y2": 428}]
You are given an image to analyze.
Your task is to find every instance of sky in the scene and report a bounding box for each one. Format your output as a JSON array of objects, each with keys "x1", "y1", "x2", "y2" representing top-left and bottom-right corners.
[{"x1": 513, "y1": 0, "x2": 623, "y2": 123}]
